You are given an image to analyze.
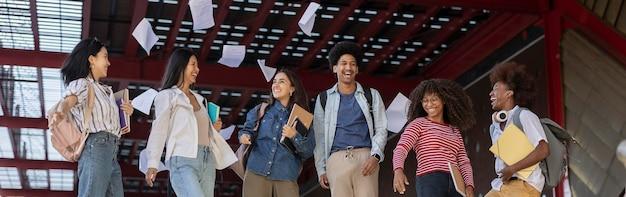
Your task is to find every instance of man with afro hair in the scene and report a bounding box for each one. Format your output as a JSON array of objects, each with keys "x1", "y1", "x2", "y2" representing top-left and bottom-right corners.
[
  {"x1": 313, "y1": 41, "x2": 388, "y2": 197},
  {"x1": 486, "y1": 62, "x2": 549, "y2": 197}
]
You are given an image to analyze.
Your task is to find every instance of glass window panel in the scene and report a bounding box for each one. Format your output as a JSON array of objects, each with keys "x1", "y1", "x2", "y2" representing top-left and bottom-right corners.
[{"x1": 0, "y1": 167, "x2": 22, "y2": 189}]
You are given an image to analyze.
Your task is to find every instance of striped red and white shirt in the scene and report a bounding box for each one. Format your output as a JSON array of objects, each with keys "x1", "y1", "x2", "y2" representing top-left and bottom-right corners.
[{"x1": 392, "y1": 117, "x2": 474, "y2": 187}]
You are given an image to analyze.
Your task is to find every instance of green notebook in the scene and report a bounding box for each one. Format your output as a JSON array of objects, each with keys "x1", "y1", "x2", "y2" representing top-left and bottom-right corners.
[{"x1": 207, "y1": 102, "x2": 220, "y2": 123}]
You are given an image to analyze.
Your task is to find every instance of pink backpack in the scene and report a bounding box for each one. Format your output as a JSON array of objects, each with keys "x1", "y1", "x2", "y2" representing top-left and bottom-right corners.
[{"x1": 46, "y1": 82, "x2": 94, "y2": 162}]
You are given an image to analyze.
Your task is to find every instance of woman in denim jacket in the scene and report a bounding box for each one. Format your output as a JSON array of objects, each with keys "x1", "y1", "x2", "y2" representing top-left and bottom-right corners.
[{"x1": 238, "y1": 68, "x2": 315, "y2": 197}]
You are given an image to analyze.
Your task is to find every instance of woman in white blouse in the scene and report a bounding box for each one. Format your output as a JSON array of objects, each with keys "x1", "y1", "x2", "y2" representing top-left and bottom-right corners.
[
  {"x1": 51, "y1": 37, "x2": 134, "y2": 197},
  {"x1": 144, "y1": 48, "x2": 226, "y2": 197}
]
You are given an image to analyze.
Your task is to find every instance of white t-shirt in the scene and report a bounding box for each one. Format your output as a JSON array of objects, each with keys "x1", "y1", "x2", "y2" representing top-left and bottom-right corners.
[{"x1": 489, "y1": 106, "x2": 548, "y2": 192}]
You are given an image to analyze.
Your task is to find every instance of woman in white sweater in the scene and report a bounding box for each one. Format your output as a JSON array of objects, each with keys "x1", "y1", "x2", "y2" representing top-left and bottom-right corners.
[{"x1": 144, "y1": 48, "x2": 225, "y2": 196}]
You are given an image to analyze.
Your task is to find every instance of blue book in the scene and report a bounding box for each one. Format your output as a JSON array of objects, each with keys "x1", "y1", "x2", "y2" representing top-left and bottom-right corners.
[
  {"x1": 207, "y1": 102, "x2": 220, "y2": 123},
  {"x1": 114, "y1": 89, "x2": 130, "y2": 134}
]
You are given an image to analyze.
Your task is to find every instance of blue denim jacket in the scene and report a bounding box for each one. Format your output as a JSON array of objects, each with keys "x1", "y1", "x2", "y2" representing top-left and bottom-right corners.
[{"x1": 238, "y1": 102, "x2": 315, "y2": 181}]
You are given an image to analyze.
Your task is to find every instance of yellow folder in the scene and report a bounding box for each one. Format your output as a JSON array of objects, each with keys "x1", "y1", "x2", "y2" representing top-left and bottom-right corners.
[{"x1": 488, "y1": 124, "x2": 538, "y2": 179}]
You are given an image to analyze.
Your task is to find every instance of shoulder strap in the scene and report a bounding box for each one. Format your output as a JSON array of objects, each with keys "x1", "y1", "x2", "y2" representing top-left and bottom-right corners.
[
  {"x1": 253, "y1": 102, "x2": 269, "y2": 131},
  {"x1": 510, "y1": 107, "x2": 526, "y2": 131},
  {"x1": 363, "y1": 87, "x2": 375, "y2": 131},
  {"x1": 82, "y1": 81, "x2": 95, "y2": 132},
  {"x1": 319, "y1": 91, "x2": 327, "y2": 111}
]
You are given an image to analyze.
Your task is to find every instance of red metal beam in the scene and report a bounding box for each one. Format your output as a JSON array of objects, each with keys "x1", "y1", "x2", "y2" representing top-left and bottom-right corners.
[
  {"x1": 164, "y1": 0, "x2": 189, "y2": 56},
  {"x1": 199, "y1": 0, "x2": 233, "y2": 61},
  {"x1": 394, "y1": 9, "x2": 476, "y2": 77},
  {"x1": 81, "y1": 0, "x2": 92, "y2": 39},
  {"x1": 1, "y1": 189, "x2": 75, "y2": 197},
  {"x1": 399, "y1": 0, "x2": 549, "y2": 13},
  {"x1": 544, "y1": 4, "x2": 565, "y2": 197},
  {"x1": 419, "y1": 13, "x2": 540, "y2": 80},
  {"x1": 356, "y1": 2, "x2": 399, "y2": 46},
  {"x1": 29, "y1": 0, "x2": 40, "y2": 51},
  {"x1": 558, "y1": 0, "x2": 626, "y2": 67},
  {"x1": 0, "y1": 116, "x2": 48, "y2": 129},
  {"x1": 239, "y1": 0, "x2": 275, "y2": 46},
  {"x1": 226, "y1": 90, "x2": 253, "y2": 126},
  {"x1": 125, "y1": 0, "x2": 148, "y2": 57},
  {"x1": 0, "y1": 48, "x2": 415, "y2": 98},
  {"x1": 365, "y1": 7, "x2": 439, "y2": 74},
  {"x1": 267, "y1": 2, "x2": 311, "y2": 66},
  {"x1": 0, "y1": 158, "x2": 75, "y2": 169},
  {"x1": 300, "y1": 0, "x2": 364, "y2": 69}
]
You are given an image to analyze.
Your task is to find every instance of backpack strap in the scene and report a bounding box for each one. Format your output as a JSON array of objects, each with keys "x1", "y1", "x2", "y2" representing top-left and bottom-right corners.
[
  {"x1": 253, "y1": 102, "x2": 269, "y2": 131},
  {"x1": 82, "y1": 81, "x2": 95, "y2": 133},
  {"x1": 510, "y1": 107, "x2": 526, "y2": 132},
  {"x1": 318, "y1": 91, "x2": 328, "y2": 112}
]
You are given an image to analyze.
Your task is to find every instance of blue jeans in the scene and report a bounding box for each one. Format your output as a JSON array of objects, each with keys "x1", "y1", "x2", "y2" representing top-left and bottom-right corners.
[
  {"x1": 168, "y1": 145, "x2": 216, "y2": 197},
  {"x1": 415, "y1": 172, "x2": 463, "y2": 197},
  {"x1": 78, "y1": 131, "x2": 123, "y2": 197}
]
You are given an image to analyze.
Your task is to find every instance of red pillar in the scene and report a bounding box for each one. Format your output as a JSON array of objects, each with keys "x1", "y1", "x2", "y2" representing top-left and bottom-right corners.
[{"x1": 544, "y1": 3, "x2": 565, "y2": 197}]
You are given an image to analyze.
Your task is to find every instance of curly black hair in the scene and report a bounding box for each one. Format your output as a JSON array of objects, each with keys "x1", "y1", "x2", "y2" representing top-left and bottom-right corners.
[
  {"x1": 489, "y1": 62, "x2": 535, "y2": 108},
  {"x1": 327, "y1": 41, "x2": 363, "y2": 71},
  {"x1": 407, "y1": 79, "x2": 476, "y2": 131}
]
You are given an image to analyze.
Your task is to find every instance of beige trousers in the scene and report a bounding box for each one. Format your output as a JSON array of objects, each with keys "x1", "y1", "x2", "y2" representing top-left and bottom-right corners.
[
  {"x1": 485, "y1": 179, "x2": 541, "y2": 197},
  {"x1": 326, "y1": 148, "x2": 379, "y2": 197},
  {"x1": 242, "y1": 171, "x2": 299, "y2": 197}
]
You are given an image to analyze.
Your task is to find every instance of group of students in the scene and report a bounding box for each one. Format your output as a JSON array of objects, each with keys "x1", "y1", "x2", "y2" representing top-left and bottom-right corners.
[{"x1": 50, "y1": 37, "x2": 551, "y2": 197}]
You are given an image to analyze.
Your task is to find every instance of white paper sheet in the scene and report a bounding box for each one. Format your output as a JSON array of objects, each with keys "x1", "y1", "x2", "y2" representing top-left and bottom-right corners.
[
  {"x1": 131, "y1": 88, "x2": 158, "y2": 115},
  {"x1": 256, "y1": 59, "x2": 277, "y2": 82},
  {"x1": 298, "y1": 2, "x2": 320, "y2": 36},
  {"x1": 132, "y1": 18, "x2": 159, "y2": 55},
  {"x1": 218, "y1": 45, "x2": 246, "y2": 68},
  {"x1": 189, "y1": 0, "x2": 215, "y2": 30},
  {"x1": 386, "y1": 93, "x2": 411, "y2": 133},
  {"x1": 219, "y1": 125, "x2": 236, "y2": 140},
  {"x1": 138, "y1": 149, "x2": 167, "y2": 175}
]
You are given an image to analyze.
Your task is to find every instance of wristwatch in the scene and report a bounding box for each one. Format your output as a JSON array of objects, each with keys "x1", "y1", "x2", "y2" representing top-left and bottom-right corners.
[{"x1": 372, "y1": 154, "x2": 381, "y2": 161}]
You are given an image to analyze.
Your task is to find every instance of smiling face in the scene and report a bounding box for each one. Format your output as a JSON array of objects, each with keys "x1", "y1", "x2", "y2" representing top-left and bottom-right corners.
[
  {"x1": 489, "y1": 81, "x2": 513, "y2": 111},
  {"x1": 180, "y1": 55, "x2": 199, "y2": 86},
  {"x1": 88, "y1": 47, "x2": 110, "y2": 80},
  {"x1": 271, "y1": 72, "x2": 294, "y2": 101},
  {"x1": 421, "y1": 92, "x2": 444, "y2": 120},
  {"x1": 333, "y1": 54, "x2": 358, "y2": 84}
]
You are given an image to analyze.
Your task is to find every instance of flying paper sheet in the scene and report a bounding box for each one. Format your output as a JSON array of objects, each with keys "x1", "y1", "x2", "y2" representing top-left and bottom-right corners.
[
  {"x1": 218, "y1": 45, "x2": 246, "y2": 68},
  {"x1": 489, "y1": 124, "x2": 539, "y2": 179},
  {"x1": 386, "y1": 93, "x2": 410, "y2": 133},
  {"x1": 138, "y1": 149, "x2": 167, "y2": 175},
  {"x1": 298, "y1": 2, "x2": 320, "y2": 36},
  {"x1": 219, "y1": 125, "x2": 236, "y2": 140},
  {"x1": 131, "y1": 88, "x2": 158, "y2": 115},
  {"x1": 132, "y1": 18, "x2": 159, "y2": 55},
  {"x1": 189, "y1": 0, "x2": 215, "y2": 30},
  {"x1": 257, "y1": 59, "x2": 277, "y2": 82}
]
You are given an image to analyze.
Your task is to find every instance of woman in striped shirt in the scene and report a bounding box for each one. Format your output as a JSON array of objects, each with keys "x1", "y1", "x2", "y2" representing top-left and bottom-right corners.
[
  {"x1": 51, "y1": 37, "x2": 134, "y2": 197},
  {"x1": 392, "y1": 79, "x2": 476, "y2": 197}
]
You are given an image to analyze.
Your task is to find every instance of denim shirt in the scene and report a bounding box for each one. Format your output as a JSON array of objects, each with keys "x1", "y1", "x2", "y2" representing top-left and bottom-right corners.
[{"x1": 238, "y1": 102, "x2": 315, "y2": 181}]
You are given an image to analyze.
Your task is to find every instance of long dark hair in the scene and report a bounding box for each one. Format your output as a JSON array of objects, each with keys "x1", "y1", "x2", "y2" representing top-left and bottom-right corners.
[
  {"x1": 60, "y1": 37, "x2": 105, "y2": 85},
  {"x1": 267, "y1": 68, "x2": 309, "y2": 111},
  {"x1": 407, "y1": 79, "x2": 476, "y2": 131},
  {"x1": 161, "y1": 48, "x2": 197, "y2": 89}
]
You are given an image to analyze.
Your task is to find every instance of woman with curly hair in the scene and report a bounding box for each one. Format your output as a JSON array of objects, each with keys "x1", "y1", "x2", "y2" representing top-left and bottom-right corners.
[{"x1": 392, "y1": 79, "x2": 476, "y2": 197}]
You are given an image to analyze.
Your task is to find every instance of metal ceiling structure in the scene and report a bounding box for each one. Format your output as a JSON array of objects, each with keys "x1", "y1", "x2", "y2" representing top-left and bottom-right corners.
[{"x1": 2, "y1": 0, "x2": 624, "y2": 196}]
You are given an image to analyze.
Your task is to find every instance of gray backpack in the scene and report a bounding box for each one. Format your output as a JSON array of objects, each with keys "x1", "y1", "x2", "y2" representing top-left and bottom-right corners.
[{"x1": 491, "y1": 107, "x2": 574, "y2": 189}]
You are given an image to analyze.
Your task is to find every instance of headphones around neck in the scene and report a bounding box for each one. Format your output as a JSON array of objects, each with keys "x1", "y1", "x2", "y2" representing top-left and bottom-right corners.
[{"x1": 492, "y1": 110, "x2": 508, "y2": 123}]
